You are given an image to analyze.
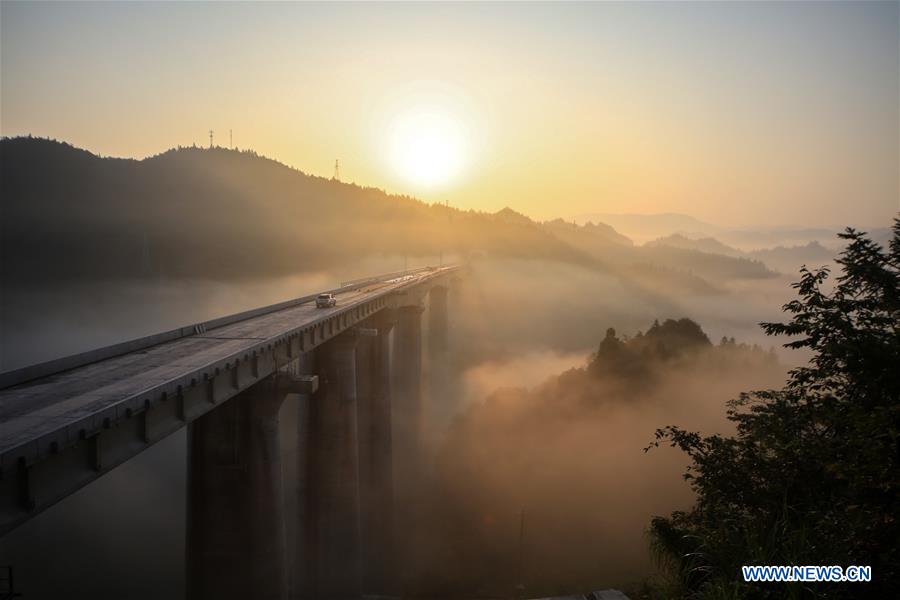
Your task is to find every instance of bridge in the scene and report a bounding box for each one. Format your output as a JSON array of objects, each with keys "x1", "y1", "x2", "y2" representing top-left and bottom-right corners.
[{"x1": 0, "y1": 265, "x2": 459, "y2": 599}]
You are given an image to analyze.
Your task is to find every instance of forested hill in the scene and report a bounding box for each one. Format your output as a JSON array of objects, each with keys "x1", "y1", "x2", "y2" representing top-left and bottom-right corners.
[
  {"x1": 1, "y1": 137, "x2": 774, "y2": 285},
  {"x1": 1, "y1": 137, "x2": 588, "y2": 281}
]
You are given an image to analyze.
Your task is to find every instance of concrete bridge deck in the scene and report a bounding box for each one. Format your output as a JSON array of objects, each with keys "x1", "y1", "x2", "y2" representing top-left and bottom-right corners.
[{"x1": 0, "y1": 265, "x2": 457, "y2": 535}]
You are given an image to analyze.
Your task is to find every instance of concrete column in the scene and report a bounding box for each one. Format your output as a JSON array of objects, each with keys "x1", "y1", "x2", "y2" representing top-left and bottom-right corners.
[
  {"x1": 391, "y1": 304, "x2": 425, "y2": 588},
  {"x1": 425, "y1": 285, "x2": 452, "y2": 430},
  {"x1": 357, "y1": 310, "x2": 396, "y2": 594},
  {"x1": 392, "y1": 305, "x2": 424, "y2": 472},
  {"x1": 308, "y1": 333, "x2": 362, "y2": 600},
  {"x1": 187, "y1": 376, "x2": 289, "y2": 600},
  {"x1": 428, "y1": 285, "x2": 449, "y2": 358},
  {"x1": 285, "y1": 352, "x2": 316, "y2": 600}
]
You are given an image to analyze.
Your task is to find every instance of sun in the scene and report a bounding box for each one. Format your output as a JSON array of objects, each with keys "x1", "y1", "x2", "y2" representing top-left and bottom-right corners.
[{"x1": 386, "y1": 108, "x2": 468, "y2": 188}]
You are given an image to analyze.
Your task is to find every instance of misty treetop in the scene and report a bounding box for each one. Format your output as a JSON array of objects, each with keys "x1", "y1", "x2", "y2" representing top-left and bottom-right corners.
[
  {"x1": 431, "y1": 314, "x2": 783, "y2": 596},
  {"x1": 646, "y1": 220, "x2": 900, "y2": 599},
  {"x1": 585, "y1": 318, "x2": 774, "y2": 391}
]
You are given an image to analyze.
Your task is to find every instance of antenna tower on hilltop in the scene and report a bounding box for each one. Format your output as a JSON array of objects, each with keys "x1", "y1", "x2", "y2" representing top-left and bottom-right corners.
[
  {"x1": 333, "y1": 159, "x2": 341, "y2": 182},
  {"x1": 208, "y1": 130, "x2": 214, "y2": 148}
]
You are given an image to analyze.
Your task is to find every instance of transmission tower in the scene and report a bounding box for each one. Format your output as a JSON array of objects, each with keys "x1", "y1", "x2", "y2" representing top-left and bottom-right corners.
[
  {"x1": 229, "y1": 129, "x2": 233, "y2": 149},
  {"x1": 209, "y1": 130, "x2": 214, "y2": 148},
  {"x1": 333, "y1": 159, "x2": 341, "y2": 181}
]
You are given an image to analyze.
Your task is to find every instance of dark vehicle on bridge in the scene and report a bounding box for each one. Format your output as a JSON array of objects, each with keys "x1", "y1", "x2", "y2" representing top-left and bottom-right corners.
[{"x1": 315, "y1": 293, "x2": 337, "y2": 308}]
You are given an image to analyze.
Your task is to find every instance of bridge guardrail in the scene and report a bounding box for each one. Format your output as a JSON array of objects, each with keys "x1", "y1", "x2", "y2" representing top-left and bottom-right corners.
[{"x1": 339, "y1": 266, "x2": 434, "y2": 288}]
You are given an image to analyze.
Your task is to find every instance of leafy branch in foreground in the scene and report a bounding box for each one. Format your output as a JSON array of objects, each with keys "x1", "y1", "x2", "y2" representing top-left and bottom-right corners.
[{"x1": 644, "y1": 220, "x2": 900, "y2": 599}]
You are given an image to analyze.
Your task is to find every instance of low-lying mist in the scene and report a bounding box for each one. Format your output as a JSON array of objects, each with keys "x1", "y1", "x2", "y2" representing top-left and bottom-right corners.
[
  {"x1": 422, "y1": 344, "x2": 783, "y2": 596},
  {"x1": 1, "y1": 254, "x2": 799, "y2": 598},
  {"x1": 412, "y1": 259, "x2": 790, "y2": 596},
  {"x1": 444, "y1": 258, "x2": 797, "y2": 366}
]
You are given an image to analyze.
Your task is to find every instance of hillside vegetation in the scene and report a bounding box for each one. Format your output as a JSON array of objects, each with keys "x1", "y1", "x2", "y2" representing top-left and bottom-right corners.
[
  {"x1": 646, "y1": 223, "x2": 900, "y2": 599},
  {"x1": 420, "y1": 317, "x2": 783, "y2": 596},
  {"x1": 3, "y1": 137, "x2": 777, "y2": 288}
]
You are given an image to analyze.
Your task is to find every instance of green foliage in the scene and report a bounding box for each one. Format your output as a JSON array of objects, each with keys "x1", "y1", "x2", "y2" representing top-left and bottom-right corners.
[
  {"x1": 646, "y1": 221, "x2": 900, "y2": 598},
  {"x1": 588, "y1": 318, "x2": 714, "y2": 382},
  {"x1": 640, "y1": 318, "x2": 712, "y2": 359}
]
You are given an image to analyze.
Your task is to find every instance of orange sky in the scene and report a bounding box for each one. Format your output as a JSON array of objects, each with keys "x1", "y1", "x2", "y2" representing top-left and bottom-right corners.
[{"x1": 1, "y1": 1, "x2": 897, "y2": 227}]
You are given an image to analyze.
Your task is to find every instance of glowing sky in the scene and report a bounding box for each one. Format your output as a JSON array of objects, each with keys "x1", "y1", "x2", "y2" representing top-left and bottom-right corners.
[{"x1": 1, "y1": 1, "x2": 897, "y2": 227}]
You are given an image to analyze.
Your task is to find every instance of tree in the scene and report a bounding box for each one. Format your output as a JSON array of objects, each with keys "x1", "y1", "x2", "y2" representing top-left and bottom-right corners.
[
  {"x1": 645, "y1": 220, "x2": 900, "y2": 599},
  {"x1": 638, "y1": 318, "x2": 711, "y2": 360}
]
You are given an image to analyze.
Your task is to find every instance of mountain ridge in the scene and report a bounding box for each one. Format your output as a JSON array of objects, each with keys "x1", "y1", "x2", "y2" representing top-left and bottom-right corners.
[{"x1": 0, "y1": 137, "x2": 788, "y2": 287}]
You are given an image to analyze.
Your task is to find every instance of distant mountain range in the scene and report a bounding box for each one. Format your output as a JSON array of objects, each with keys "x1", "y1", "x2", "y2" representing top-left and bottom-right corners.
[
  {"x1": 575, "y1": 212, "x2": 719, "y2": 243},
  {"x1": 2, "y1": 137, "x2": 869, "y2": 290},
  {"x1": 573, "y1": 211, "x2": 870, "y2": 254},
  {"x1": 541, "y1": 219, "x2": 774, "y2": 282},
  {"x1": 645, "y1": 234, "x2": 744, "y2": 257},
  {"x1": 644, "y1": 234, "x2": 837, "y2": 274},
  {"x1": 717, "y1": 229, "x2": 846, "y2": 253},
  {"x1": 542, "y1": 218, "x2": 633, "y2": 248},
  {"x1": 575, "y1": 210, "x2": 897, "y2": 276},
  {"x1": 746, "y1": 241, "x2": 837, "y2": 273}
]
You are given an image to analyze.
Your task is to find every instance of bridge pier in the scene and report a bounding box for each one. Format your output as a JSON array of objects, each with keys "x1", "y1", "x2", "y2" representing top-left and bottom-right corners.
[
  {"x1": 428, "y1": 285, "x2": 449, "y2": 358},
  {"x1": 285, "y1": 352, "x2": 316, "y2": 600},
  {"x1": 186, "y1": 376, "x2": 289, "y2": 600},
  {"x1": 391, "y1": 304, "x2": 425, "y2": 586},
  {"x1": 393, "y1": 305, "x2": 424, "y2": 474},
  {"x1": 308, "y1": 333, "x2": 362, "y2": 600},
  {"x1": 0, "y1": 266, "x2": 462, "y2": 598},
  {"x1": 426, "y1": 284, "x2": 453, "y2": 430},
  {"x1": 357, "y1": 310, "x2": 396, "y2": 594}
]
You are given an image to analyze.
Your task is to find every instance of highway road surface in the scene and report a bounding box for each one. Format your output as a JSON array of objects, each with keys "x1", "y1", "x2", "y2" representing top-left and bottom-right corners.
[{"x1": 0, "y1": 266, "x2": 455, "y2": 479}]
